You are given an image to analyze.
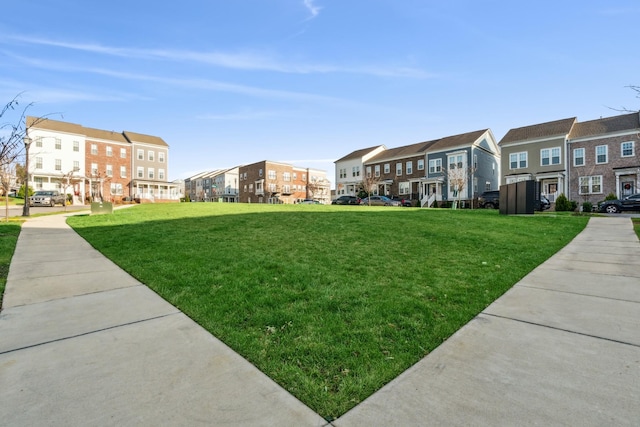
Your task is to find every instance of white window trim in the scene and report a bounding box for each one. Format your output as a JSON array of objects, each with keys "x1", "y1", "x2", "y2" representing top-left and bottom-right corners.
[
  {"x1": 595, "y1": 145, "x2": 608, "y2": 164},
  {"x1": 621, "y1": 141, "x2": 635, "y2": 158},
  {"x1": 579, "y1": 175, "x2": 603, "y2": 195},
  {"x1": 573, "y1": 147, "x2": 585, "y2": 167}
]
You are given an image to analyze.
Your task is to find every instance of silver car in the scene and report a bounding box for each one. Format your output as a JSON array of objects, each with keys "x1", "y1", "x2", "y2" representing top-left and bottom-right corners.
[{"x1": 30, "y1": 191, "x2": 66, "y2": 207}]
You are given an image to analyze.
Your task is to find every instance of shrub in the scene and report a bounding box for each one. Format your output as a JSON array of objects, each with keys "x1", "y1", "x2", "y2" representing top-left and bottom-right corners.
[
  {"x1": 605, "y1": 192, "x2": 617, "y2": 201},
  {"x1": 555, "y1": 193, "x2": 577, "y2": 212},
  {"x1": 582, "y1": 201, "x2": 593, "y2": 213}
]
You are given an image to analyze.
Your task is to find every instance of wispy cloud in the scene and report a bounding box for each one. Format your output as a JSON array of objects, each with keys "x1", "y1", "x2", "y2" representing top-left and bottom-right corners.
[
  {"x1": 303, "y1": 0, "x2": 322, "y2": 20},
  {"x1": 6, "y1": 35, "x2": 432, "y2": 79}
]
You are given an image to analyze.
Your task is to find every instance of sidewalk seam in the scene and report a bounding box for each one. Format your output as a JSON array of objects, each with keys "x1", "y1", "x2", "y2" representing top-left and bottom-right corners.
[
  {"x1": 482, "y1": 312, "x2": 640, "y2": 349},
  {"x1": 0, "y1": 311, "x2": 181, "y2": 356},
  {"x1": 515, "y1": 283, "x2": 640, "y2": 304}
]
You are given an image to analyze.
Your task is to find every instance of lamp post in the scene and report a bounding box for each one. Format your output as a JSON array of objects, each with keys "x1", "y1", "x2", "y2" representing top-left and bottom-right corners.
[{"x1": 22, "y1": 136, "x2": 32, "y2": 217}]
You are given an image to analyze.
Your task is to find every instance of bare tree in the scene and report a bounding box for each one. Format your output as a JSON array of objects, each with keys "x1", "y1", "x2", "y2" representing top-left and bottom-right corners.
[
  {"x1": 610, "y1": 85, "x2": 640, "y2": 113},
  {"x1": 442, "y1": 161, "x2": 476, "y2": 209},
  {"x1": 306, "y1": 176, "x2": 330, "y2": 202},
  {"x1": 358, "y1": 171, "x2": 383, "y2": 206},
  {"x1": 60, "y1": 170, "x2": 80, "y2": 211},
  {"x1": 0, "y1": 163, "x2": 16, "y2": 221}
]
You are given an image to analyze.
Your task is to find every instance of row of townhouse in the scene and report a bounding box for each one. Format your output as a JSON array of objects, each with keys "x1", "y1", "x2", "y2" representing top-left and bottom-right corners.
[
  {"x1": 500, "y1": 112, "x2": 640, "y2": 205},
  {"x1": 185, "y1": 160, "x2": 331, "y2": 204},
  {"x1": 335, "y1": 112, "x2": 640, "y2": 207},
  {"x1": 25, "y1": 117, "x2": 181, "y2": 204},
  {"x1": 335, "y1": 129, "x2": 501, "y2": 207}
]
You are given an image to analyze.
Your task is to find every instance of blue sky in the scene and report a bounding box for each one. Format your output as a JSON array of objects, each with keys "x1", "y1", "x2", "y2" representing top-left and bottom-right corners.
[{"x1": 2, "y1": 1, "x2": 639, "y2": 184}]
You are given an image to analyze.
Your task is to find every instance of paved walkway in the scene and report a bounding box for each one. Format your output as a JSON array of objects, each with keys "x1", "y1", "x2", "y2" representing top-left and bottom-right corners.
[{"x1": 0, "y1": 214, "x2": 639, "y2": 426}]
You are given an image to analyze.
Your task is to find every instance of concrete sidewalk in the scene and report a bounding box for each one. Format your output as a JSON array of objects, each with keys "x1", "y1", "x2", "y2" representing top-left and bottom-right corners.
[{"x1": 1, "y1": 214, "x2": 639, "y2": 426}]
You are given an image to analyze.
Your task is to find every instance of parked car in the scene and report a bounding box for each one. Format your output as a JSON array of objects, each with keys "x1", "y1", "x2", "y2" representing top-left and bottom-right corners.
[
  {"x1": 389, "y1": 197, "x2": 413, "y2": 207},
  {"x1": 29, "y1": 190, "x2": 66, "y2": 207},
  {"x1": 598, "y1": 193, "x2": 640, "y2": 213},
  {"x1": 538, "y1": 195, "x2": 551, "y2": 211},
  {"x1": 478, "y1": 190, "x2": 500, "y2": 209},
  {"x1": 299, "y1": 199, "x2": 319, "y2": 204},
  {"x1": 332, "y1": 195, "x2": 360, "y2": 205},
  {"x1": 360, "y1": 195, "x2": 395, "y2": 206}
]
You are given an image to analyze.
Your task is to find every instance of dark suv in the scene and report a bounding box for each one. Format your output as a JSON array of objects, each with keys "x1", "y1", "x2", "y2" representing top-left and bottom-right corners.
[
  {"x1": 332, "y1": 195, "x2": 360, "y2": 205},
  {"x1": 478, "y1": 191, "x2": 500, "y2": 209}
]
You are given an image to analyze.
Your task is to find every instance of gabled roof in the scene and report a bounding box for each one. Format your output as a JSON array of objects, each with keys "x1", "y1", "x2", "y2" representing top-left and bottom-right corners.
[
  {"x1": 83, "y1": 126, "x2": 129, "y2": 144},
  {"x1": 428, "y1": 129, "x2": 490, "y2": 152},
  {"x1": 123, "y1": 131, "x2": 168, "y2": 147},
  {"x1": 568, "y1": 112, "x2": 640, "y2": 139},
  {"x1": 334, "y1": 145, "x2": 385, "y2": 163},
  {"x1": 366, "y1": 140, "x2": 436, "y2": 163},
  {"x1": 26, "y1": 116, "x2": 84, "y2": 135},
  {"x1": 499, "y1": 117, "x2": 576, "y2": 145}
]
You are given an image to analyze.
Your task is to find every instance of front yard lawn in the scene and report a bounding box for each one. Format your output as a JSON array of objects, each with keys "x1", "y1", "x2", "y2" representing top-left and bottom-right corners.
[{"x1": 67, "y1": 204, "x2": 588, "y2": 419}]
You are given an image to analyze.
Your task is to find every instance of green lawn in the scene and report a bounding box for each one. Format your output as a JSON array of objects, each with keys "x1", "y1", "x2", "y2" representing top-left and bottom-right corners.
[
  {"x1": 0, "y1": 221, "x2": 22, "y2": 306},
  {"x1": 67, "y1": 204, "x2": 588, "y2": 419}
]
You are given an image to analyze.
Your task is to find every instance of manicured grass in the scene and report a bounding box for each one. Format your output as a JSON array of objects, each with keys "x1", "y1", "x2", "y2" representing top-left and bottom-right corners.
[
  {"x1": 633, "y1": 218, "x2": 640, "y2": 239},
  {"x1": 0, "y1": 221, "x2": 22, "y2": 308},
  {"x1": 67, "y1": 204, "x2": 588, "y2": 419}
]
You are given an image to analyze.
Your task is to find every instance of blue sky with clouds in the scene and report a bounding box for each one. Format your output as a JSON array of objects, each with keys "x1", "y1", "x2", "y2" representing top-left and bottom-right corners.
[{"x1": 2, "y1": 0, "x2": 639, "y2": 183}]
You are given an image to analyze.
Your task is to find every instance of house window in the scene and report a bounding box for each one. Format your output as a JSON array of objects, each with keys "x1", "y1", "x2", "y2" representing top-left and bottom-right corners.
[
  {"x1": 510, "y1": 152, "x2": 528, "y2": 169},
  {"x1": 159, "y1": 169, "x2": 165, "y2": 180},
  {"x1": 73, "y1": 161, "x2": 79, "y2": 172},
  {"x1": 406, "y1": 161, "x2": 413, "y2": 175},
  {"x1": 34, "y1": 177, "x2": 43, "y2": 189},
  {"x1": 110, "y1": 183, "x2": 123, "y2": 195},
  {"x1": 352, "y1": 166, "x2": 360, "y2": 177},
  {"x1": 35, "y1": 137, "x2": 43, "y2": 148},
  {"x1": 106, "y1": 165, "x2": 113, "y2": 177},
  {"x1": 417, "y1": 159, "x2": 425, "y2": 171},
  {"x1": 366, "y1": 166, "x2": 372, "y2": 178},
  {"x1": 302, "y1": 174, "x2": 307, "y2": 181},
  {"x1": 374, "y1": 165, "x2": 380, "y2": 177},
  {"x1": 137, "y1": 167, "x2": 144, "y2": 178},
  {"x1": 249, "y1": 184, "x2": 254, "y2": 192},
  {"x1": 35, "y1": 157, "x2": 43, "y2": 169},
  {"x1": 339, "y1": 168, "x2": 346, "y2": 179},
  {"x1": 73, "y1": 141, "x2": 79, "y2": 152},
  {"x1": 541, "y1": 147, "x2": 561, "y2": 166},
  {"x1": 449, "y1": 154, "x2": 463, "y2": 169},
  {"x1": 268, "y1": 170, "x2": 276, "y2": 180},
  {"x1": 158, "y1": 152, "x2": 165, "y2": 163},
  {"x1": 429, "y1": 159, "x2": 442, "y2": 173},
  {"x1": 55, "y1": 138, "x2": 62, "y2": 150},
  {"x1": 473, "y1": 177, "x2": 478, "y2": 193},
  {"x1": 106, "y1": 146, "x2": 113, "y2": 157},
  {"x1": 120, "y1": 166, "x2": 126, "y2": 178},
  {"x1": 120, "y1": 148, "x2": 127, "y2": 158},
  {"x1": 283, "y1": 185, "x2": 291, "y2": 193},
  {"x1": 268, "y1": 183, "x2": 276, "y2": 192},
  {"x1": 91, "y1": 144, "x2": 98, "y2": 155},
  {"x1": 137, "y1": 149, "x2": 144, "y2": 160},
  {"x1": 283, "y1": 172, "x2": 291, "y2": 181},
  {"x1": 573, "y1": 148, "x2": 585, "y2": 166},
  {"x1": 399, "y1": 181, "x2": 410, "y2": 195},
  {"x1": 485, "y1": 181, "x2": 491, "y2": 191},
  {"x1": 473, "y1": 154, "x2": 478, "y2": 170},
  {"x1": 148, "y1": 168, "x2": 154, "y2": 179},
  {"x1": 595, "y1": 145, "x2": 608, "y2": 164},
  {"x1": 384, "y1": 163, "x2": 390, "y2": 174},
  {"x1": 396, "y1": 163, "x2": 402, "y2": 176},
  {"x1": 621, "y1": 141, "x2": 635, "y2": 157},
  {"x1": 91, "y1": 163, "x2": 98, "y2": 175},
  {"x1": 55, "y1": 159, "x2": 62, "y2": 171},
  {"x1": 148, "y1": 151, "x2": 155, "y2": 162},
  {"x1": 579, "y1": 175, "x2": 602, "y2": 194}
]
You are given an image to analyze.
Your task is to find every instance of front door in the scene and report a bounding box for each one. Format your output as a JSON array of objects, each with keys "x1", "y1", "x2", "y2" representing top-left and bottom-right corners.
[{"x1": 621, "y1": 180, "x2": 635, "y2": 197}]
